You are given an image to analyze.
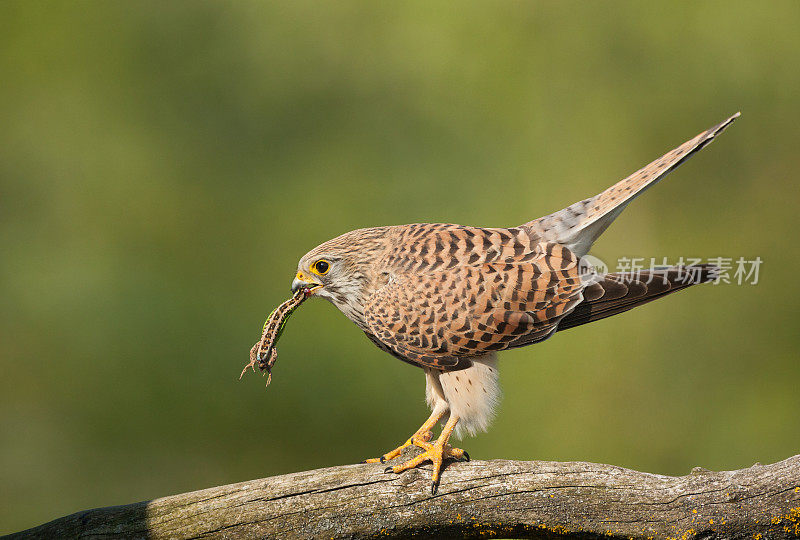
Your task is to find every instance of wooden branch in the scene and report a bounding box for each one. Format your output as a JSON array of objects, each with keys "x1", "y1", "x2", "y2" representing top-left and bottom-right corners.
[{"x1": 9, "y1": 451, "x2": 800, "y2": 539}]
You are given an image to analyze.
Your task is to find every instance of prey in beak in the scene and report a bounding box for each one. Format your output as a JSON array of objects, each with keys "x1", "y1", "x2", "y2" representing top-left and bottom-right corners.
[{"x1": 291, "y1": 270, "x2": 323, "y2": 294}]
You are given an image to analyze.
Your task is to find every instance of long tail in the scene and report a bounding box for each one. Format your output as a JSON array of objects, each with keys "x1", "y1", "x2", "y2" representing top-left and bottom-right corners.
[
  {"x1": 524, "y1": 113, "x2": 740, "y2": 257},
  {"x1": 557, "y1": 265, "x2": 718, "y2": 332}
]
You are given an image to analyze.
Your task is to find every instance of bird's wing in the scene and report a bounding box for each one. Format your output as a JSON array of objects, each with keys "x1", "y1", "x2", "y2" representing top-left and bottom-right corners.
[
  {"x1": 556, "y1": 264, "x2": 718, "y2": 332},
  {"x1": 363, "y1": 241, "x2": 584, "y2": 370}
]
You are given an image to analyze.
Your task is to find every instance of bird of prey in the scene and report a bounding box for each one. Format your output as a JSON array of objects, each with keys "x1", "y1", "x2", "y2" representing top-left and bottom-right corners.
[{"x1": 288, "y1": 113, "x2": 739, "y2": 493}]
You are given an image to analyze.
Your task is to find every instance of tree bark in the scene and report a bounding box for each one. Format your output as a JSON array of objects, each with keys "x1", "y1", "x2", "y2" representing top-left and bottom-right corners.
[{"x1": 8, "y1": 452, "x2": 800, "y2": 539}]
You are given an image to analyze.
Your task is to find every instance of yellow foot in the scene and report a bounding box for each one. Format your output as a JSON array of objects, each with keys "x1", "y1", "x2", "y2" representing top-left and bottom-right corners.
[
  {"x1": 363, "y1": 430, "x2": 433, "y2": 464},
  {"x1": 383, "y1": 442, "x2": 470, "y2": 495}
]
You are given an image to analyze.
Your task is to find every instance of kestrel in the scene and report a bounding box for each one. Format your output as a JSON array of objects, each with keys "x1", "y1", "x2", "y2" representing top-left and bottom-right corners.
[{"x1": 284, "y1": 113, "x2": 738, "y2": 493}]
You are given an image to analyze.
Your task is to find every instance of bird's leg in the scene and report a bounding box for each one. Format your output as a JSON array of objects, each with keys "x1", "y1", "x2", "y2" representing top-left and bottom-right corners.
[
  {"x1": 383, "y1": 414, "x2": 467, "y2": 494},
  {"x1": 363, "y1": 406, "x2": 447, "y2": 464}
]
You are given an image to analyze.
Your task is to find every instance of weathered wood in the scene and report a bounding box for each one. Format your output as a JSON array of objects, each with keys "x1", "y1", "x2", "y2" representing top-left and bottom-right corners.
[{"x1": 8, "y1": 451, "x2": 800, "y2": 539}]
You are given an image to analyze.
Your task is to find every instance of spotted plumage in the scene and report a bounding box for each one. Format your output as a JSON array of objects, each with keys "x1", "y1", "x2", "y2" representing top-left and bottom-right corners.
[
  {"x1": 283, "y1": 113, "x2": 739, "y2": 493},
  {"x1": 364, "y1": 231, "x2": 582, "y2": 370}
]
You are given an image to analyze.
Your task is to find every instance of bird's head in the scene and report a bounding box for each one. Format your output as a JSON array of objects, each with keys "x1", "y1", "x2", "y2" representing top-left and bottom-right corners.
[{"x1": 291, "y1": 227, "x2": 393, "y2": 325}]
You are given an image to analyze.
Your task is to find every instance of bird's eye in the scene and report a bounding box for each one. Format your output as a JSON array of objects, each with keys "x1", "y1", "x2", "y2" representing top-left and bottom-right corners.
[{"x1": 312, "y1": 259, "x2": 330, "y2": 275}]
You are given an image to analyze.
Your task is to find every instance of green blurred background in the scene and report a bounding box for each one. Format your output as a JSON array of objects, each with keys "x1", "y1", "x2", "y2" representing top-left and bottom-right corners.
[{"x1": 2, "y1": 1, "x2": 799, "y2": 533}]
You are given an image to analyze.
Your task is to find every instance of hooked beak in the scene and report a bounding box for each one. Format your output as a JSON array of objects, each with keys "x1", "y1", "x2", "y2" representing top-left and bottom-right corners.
[{"x1": 291, "y1": 270, "x2": 323, "y2": 294}]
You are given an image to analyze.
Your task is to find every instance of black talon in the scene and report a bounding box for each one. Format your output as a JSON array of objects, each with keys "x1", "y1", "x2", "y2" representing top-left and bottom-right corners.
[
  {"x1": 384, "y1": 466, "x2": 394, "y2": 474},
  {"x1": 462, "y1": 451, "x2": 471, "y2": 462},
  {"x1": 431, "y1": 480, "x2": 440, "y2": 495}
]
